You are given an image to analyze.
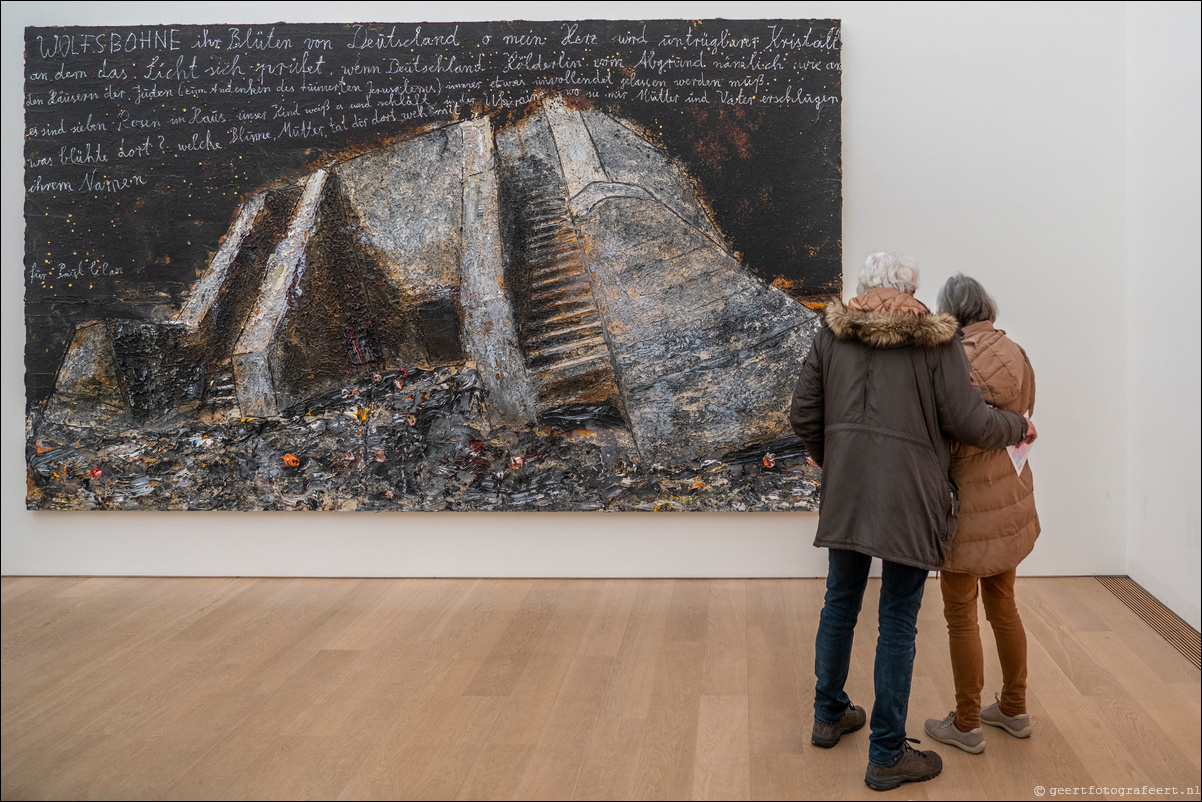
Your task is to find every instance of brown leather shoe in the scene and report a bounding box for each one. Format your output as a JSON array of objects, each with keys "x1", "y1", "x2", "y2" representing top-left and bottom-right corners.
[
  {"x1": 811, "y1": 703, "x2": 866, "y2": 748},
  {"x1": 864, "y1": 739, "x2": 943, "y2": 791}
]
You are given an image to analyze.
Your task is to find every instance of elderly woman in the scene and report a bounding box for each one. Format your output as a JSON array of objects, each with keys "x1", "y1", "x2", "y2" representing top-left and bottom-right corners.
[
  {"x1": 924, "y1": 273, "x2": 1039, "y2": 754},
  {"x1": 791, "y1": 254, "x2": 1036, "y2": 791}
]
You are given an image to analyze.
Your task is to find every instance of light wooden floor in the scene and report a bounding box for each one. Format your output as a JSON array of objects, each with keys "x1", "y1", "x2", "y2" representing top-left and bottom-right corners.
[{"x1": 2, "y1": 575, "x2": 1199, "y2": 801}]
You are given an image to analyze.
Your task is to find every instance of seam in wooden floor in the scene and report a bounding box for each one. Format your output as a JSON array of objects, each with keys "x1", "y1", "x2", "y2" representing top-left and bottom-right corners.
[{"x1": 1097, "y1": 575, "x2": 1201, "y2": 669}]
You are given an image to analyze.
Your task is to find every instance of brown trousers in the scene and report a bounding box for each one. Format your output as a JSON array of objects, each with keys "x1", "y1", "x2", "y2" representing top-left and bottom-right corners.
[{"x1": 939, "y1": 569, "x2": 1028, "y2": 730}]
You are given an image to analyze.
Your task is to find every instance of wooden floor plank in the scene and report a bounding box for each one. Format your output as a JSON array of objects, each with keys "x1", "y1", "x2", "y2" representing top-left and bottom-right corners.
[
  {"x1": 1059, "y1": 577, "x2": 1200, "y2": 684},
  {"x1": 0, "y1": 576, "x2": 91, "y2": 633},
  {"x1": 337, "y1": 580, "x2": 534, "y2": 800},
  {"x1": 383, "y1": 695, "x2": 507, "y2": 801},
  {"x1": 146, "y1": 648, "x2": 362, "y2": 802},
  {"x1": 321, "y1": 577, "x2": 432, "y2": 650},
  {"x1": 1025, "y1": 577, "x2": 1111, "y2": 633},
  {"x1": 0, "y1": 577, "x2": 288, "y2": 785},
  {"x1": 630, "y1": 640, "x2": 705, "y2": 799},
  {"x1": 692, "y1": 694, "x2": 751, "y2": 801},
  {"x1": 0, "y1": 575, "x2": 59, "y2": 602},
  {"x1": 572, "y1": 580, "x2": 674, "y2": 800},
  {"x1": 235, "y1": 580, "x2": 484, "y2": 801},
  {"x1": 1019, "y1": 579, "x2": 1126, "y2": 698},
  {"x1": 512, "y1": 651, "x2": 616, "y2": 800},
  {"x1": 152, "y1": 583, "x2": 394, "y2": 797},
  {"x1": 665, "y1": 579, "x2": 711, "y2": 643},
  {"x1": 702, "y1": 579, "x2": 748, "y2": 696},
  {"x1": 1174, "y1": 679, "x2": 1201, "y2": 716},
  {"x1": 476, "y1": 580, "x2": 603, "y2": 745},
  {"x1": 1019, "y1": 590, "x2": 1159, "y2": 791},
  {"x1": 455, "y1": 581, "x2": 604, "y2": 800},
  {"x1": 59, "y1": 581, "x2": 367, "y2": 800},
  {"x1": 746, "y1": 580, "x2": 807, "y2": 756},
  {"x1": 455, "y1": 744, "x2": 535, "y2": 801},
  {"x1": 1076, "y1": 630, "x2": 1202, "y2": 770},
  {"x1": 576, "y1": 579, "x2": 640, "y2": 659},
  {"x1": 462, "y1": 581, "x2": 569, "y2": 697},
  {"x1": 1, "y1": 577, "x2": 241, "y2": 719},
  {"x1": 777, "y1": 577, "x2": 833, "y2": 737},
  {"x1": 1, "y1": 585, "x2": 133, "y2": 678},
  {"x1": 1, "y1": 576, "x2": 1197, "y2": 801}
]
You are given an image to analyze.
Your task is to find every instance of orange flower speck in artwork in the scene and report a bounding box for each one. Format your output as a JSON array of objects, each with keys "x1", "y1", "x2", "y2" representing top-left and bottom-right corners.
[
  {"x1": 762, "y1": 453, "x2": 776, "y2": 469},
  {"x1": 282, "y1": 453, "x2": 300, "y2": 467}
]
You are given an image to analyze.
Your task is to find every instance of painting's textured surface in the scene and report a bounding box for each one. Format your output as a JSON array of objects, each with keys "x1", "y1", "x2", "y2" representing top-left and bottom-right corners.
[{"x1": 24, "y1": 20, "x2": 842, "y2": 510}]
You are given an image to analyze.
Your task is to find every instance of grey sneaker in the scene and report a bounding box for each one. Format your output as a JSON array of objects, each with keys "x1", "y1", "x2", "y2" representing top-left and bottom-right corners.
[
  {"x1": 981, "y1": 699, "x2": 1031, "y2": 738},
  {"x1": 811, "y1": 703, "x2": 866, "y2": 748},
  {"x1": 864, "y1": 739, "x2": 943, "y2": 791},
  {"x1": 924, "y1": 711, "x2": 985, "y2": 754}
]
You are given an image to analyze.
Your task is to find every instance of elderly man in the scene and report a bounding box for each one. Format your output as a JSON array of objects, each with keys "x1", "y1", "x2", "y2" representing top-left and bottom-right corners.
[{"x1": 790, "y1": 252, "x2": 1036, "y2": 791}]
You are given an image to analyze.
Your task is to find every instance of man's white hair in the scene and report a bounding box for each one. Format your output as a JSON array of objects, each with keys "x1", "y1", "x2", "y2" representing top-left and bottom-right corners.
[{"x1": 857, "y1": 252, "x2": 920, "y2": 296}]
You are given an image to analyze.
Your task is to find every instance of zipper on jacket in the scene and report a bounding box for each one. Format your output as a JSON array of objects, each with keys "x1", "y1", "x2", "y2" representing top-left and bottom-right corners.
[{"x1": 862, "y1": 350, "x2": 873, "y2": 415}]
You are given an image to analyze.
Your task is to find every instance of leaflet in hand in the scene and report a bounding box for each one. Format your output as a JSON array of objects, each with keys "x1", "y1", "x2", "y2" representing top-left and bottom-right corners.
[
  {"x1": 1005, "y1": 440, "x2": 1030, "y2": 474},
  {"x1": 1006, "y1": 412, "x2": 1033, "y2": 475}
]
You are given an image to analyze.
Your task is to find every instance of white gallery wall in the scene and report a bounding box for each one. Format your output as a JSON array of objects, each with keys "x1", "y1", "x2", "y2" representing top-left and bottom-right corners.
[
  {"x1": 1123, "y1": 3, "x2": 1201, "y2": 628},
  {"x1": 2, "y1": 3, "x2": 1198, "y2": 625}
]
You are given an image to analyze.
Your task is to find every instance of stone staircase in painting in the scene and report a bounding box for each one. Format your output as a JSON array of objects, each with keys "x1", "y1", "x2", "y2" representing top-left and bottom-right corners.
[
  {"x1": 205, "y1": 360, "x2": 238, "y2": 412},
  {"x1": 506, "y1": 163, "x2": 620, "y2": 414}
]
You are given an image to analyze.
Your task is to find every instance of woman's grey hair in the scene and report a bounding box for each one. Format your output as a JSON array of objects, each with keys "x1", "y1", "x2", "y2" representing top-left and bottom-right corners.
[
  {"x1": 937, "y1": 272, "x2": 998, "y2": 326},
  {"x1": 857, "y1": 252, "x2": 920, "y2": 296}
]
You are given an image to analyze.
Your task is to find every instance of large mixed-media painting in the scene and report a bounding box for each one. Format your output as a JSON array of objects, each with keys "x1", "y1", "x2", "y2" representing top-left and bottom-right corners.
[{"x1": 24, "y1": 19, "x2": 842, "y2": 511}]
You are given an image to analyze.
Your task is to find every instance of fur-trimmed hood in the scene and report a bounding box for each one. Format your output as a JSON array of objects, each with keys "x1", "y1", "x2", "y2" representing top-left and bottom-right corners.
[{"x1": 824, "y1": 290, "x2": 959, "y2": 348}]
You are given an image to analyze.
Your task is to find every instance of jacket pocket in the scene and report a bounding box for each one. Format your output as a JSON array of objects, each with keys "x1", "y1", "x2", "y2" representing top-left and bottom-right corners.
[
  {"x1": 938, "y1": 481, "x2": 961, "y2": 555},
  {"x1": 942, "y1": 483, "x2": 961, "y2": 545}
]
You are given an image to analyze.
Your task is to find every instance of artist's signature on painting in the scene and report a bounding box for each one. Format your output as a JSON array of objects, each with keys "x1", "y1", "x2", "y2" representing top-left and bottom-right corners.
[{"x1": 29, "y1": 259, "x2": 121, "y2": 284}]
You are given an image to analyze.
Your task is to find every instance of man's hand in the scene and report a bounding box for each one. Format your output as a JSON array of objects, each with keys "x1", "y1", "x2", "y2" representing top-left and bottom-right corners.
[{"x1": 1022, "y1": 416, "x2": 1038, "y2": 445}]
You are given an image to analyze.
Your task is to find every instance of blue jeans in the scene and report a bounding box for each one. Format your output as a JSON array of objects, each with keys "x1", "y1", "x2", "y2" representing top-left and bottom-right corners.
[{"x1": 814, "y1": 548, "x2": 929, "y2": 766}]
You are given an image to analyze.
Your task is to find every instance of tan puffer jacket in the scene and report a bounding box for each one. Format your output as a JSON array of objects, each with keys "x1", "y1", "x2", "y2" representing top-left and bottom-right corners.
[{"x1": 943, "y1": 320, "x2": 1039, "y2": 575}]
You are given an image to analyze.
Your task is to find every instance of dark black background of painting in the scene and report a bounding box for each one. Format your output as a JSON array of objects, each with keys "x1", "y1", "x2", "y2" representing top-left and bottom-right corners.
[{"x1": 24, "y1": 19, "x2": 841, "y2": 406}]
